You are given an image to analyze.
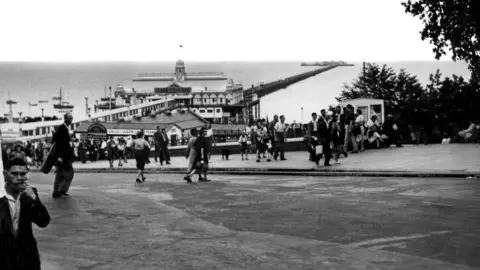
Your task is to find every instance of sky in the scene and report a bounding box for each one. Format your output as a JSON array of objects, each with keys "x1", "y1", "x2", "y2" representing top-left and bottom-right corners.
[{"x1": 0, "y1": 0, "x2": 448, "y2": 62}]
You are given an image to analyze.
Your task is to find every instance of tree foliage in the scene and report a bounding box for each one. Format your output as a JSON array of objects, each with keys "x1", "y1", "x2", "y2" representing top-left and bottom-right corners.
[
  {"x1": 401, "y1": 0, "x2": 480, "y2": 82},
  {"x1": 337, "y1": 63, "x2": 480, "y2": 137},
  {"x1": 336, "y1": 63, "x2": 424, "y2": 114}
]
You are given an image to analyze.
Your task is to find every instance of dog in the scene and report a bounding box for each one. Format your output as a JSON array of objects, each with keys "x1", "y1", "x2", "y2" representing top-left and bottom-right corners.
[{"x1": 221, "y1": 149, "x2": 232, "y2": 160}]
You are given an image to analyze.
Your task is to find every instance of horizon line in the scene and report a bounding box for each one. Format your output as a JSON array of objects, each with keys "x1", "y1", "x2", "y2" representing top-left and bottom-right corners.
[{"x1": 0, "y1": 59, "x2": 461, "y2": 63}]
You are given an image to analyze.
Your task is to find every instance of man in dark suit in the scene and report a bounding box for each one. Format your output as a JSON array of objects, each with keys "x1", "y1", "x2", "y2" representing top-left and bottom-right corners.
[
  {"x1": 306, "y1": 112, "x2": 318, "y2": 161},
  {"x1": 1, "y1": 157, "x2": 51, "y2": 270},
  {"x1": 158, "y1": 128, "x2": 171, "y2": 165},
  {"x1": 52, "y1": 112, "x2": 75, "y2": 198},
  {"x1": 153, "y1": 126, "x2": 162, "y2": 163},
  {"x1": 316, "y1": 109, "x2": 332, "y2": 166}
]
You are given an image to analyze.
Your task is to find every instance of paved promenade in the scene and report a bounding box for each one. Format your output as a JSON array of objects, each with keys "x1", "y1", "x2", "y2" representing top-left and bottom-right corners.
[
  {"x1": 32, "y1": 173, "x2": 479, "y2": 269},
  {"x1": 41, "y1": 144, "x2": 480, "y2": 177}
]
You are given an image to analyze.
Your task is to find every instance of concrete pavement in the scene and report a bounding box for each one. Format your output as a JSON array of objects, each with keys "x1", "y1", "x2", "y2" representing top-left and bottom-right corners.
[
  {"x1": 32, "y1": 144, "x2": 480, "y2": 177},
  {"x1": 30, "y1": 173, "x2": 480, "y2": 269}
]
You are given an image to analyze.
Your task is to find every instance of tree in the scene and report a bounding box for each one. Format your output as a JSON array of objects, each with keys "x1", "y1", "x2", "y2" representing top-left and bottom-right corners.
[
  {"x1": 336, "y1": 63, "x2": 423, "y2": 114},
  {"x1": 401, "y1": 0, "x2": 480, "y2": 82}
]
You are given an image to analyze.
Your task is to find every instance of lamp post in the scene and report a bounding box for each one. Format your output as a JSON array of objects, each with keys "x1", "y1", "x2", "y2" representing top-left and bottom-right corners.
[
  {"x1": 109, "y1": 86, "x2": 112, "y2": 111},
  {"x1": 85, "y1": 97, "x2": 89, "y2": 116},
  {"x1": 41, "y1": 108, "x2": 44, "y2": 122},
  {"x1": 301, "y1": 107, "x2": 304, "y2": 124}
]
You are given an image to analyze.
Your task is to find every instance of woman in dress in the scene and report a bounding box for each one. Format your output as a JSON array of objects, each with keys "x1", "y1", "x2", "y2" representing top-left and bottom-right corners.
[
  {"x1": 133, "y1": 131, "x2": 150, "y2": 183},
  {"x1": 204, "y1": 123, "x2": 215, "y2": 161},
  {"x1": 184, "y1": 128, "x2": 199, "y2": 183},
  {"x1": 255, "y1": 121, "x2": 269, "y2": 162},
  {"x1": 354, "y1": 108, "x2": 366, "y2": 152},
  {"x1": 329, "y1": 115, "x2": 342, "y2": 163}
]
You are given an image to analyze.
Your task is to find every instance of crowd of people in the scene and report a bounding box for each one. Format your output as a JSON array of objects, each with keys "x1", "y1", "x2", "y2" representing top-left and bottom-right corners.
[{"x1": 238, "y1": 105, "x2": 404, "y2": 167}]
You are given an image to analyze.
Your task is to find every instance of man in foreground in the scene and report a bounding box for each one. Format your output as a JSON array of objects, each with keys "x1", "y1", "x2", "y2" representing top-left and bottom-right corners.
[
  {"x1": 0, "y1": 157, "x2": 51, "y2": 270},
  {"x1": 52, "y1": 112, "x2": 75, "y2": 198}
]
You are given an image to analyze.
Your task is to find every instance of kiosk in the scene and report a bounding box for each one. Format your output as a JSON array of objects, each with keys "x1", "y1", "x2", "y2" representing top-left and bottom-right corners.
[{"x1": 339, "y1": 98, "x2": 385, "y2": 123}]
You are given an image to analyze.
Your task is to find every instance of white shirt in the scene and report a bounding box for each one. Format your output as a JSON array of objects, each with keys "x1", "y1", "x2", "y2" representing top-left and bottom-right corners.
[
  {"x1": 367, "y1": 119, "x2": 380, "y2": 128},
  {"x1": 356, "y1": 115, "x2": 365, "y2": 124},
  {"x1": 275, "y1": 122, "x2": 287, "y2": 133},
  {"x1": 5, "y1": 193, "x2": 21, "y2": 233},
  {"x1": 126, "y1": 138, "x2": 133, "y2": 147},
  {"x1": 312, "y1": 119, "x2": 317, "y2": 131},
  {"x1": 206, "y1": 128, "x2": 213, "y2": 138}
]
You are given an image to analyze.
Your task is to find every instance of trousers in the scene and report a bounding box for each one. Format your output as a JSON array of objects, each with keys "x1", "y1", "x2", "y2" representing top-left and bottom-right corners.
[{"x1": 54, "y1": 162, "x2": 74, "y2": 194}]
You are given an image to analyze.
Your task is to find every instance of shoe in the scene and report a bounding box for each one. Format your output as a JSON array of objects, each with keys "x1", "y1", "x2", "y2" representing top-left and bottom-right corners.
[
  {"x1": 61, "y1": 192, "x2": 71, "y2": 197},
  {"x1": 280, "y1": 158, "x2": 287, "y2": 161},
  {"x1": 256, "y1": 159, "x2": 260, "y2": 162},
  {"x1": 184, "y1": 176, "x2": 192, "y2": 183},
  {"x1": 142, "y1": 177, "x2": 146, "y2": 182},
  {"x1": 199, "y1": 177, "x2": 211, "y2": 182},
  {"x1": 267, "y1": 159, "x2": 271, "y2": 162},
  {"x1": 166, "y1": 162, "x2": 171, "y2": 165},
  {"x1": 246, "y1": 158, "x2": 249, "y2": 160},
  {"x1": 136, "y1": 179, "x2": 142, "y2": 183},
  {"x1": 52, "y1": 192, "x2": 69, "y2": 199},
  {"x1": 343, "y1": 151, "x2": 348, "y2": 158},
  {"x1": 324, "y1": 164, "x2": 332, "y2": 167}
]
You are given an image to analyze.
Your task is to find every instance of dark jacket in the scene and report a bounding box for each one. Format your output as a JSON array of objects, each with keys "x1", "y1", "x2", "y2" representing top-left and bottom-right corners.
[
  {"x1": 383, "y1": 119, "x2": 396, "y2": 135},
  {"x1": 194, "y1": 136, "x2": 209, "y2": 164},
  {"x1": 307, "y1": 120, "x2": 318, "y2": 139},
  {"x1": 317, "y1": 117, "x2": 331, "y2": 143},
  {"x1": 155, "y1": 132, "x2": 169, "y2": 148},
  {"x1": 52, "y1": 123, "x2": 73, "y2": 162},
  {"x1": 0, "y1": 190, "x2": 51, "y2": 270}
]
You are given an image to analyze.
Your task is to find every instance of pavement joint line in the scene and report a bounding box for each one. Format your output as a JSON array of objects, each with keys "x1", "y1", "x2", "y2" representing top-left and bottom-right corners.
[
  {"x1": 348, "y1": 230, "x2": 453, "y2": 248},
  {"x1": 30, "y1": 168, "x2": 480, "y2": 178}
]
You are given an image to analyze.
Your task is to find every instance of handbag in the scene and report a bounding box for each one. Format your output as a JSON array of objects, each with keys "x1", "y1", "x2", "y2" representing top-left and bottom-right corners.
[
  {"x1": 315, "y1": 144, "x2": 323, "y2": 155},
  {"x1": 40, "y1": 142, "x2": 57, "y2": 174}
]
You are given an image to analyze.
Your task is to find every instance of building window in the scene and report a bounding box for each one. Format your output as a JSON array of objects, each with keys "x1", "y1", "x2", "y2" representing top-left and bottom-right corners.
[
  {"x1": 212, "y1": 98, "x2": 216, "y2": 103},
  {"x1": 207, "y1": 109, "x2": 213, "y2": 113},
  {"x1": 216, "y1": 109, "x2": 221, "y2": 113},
  {"x1": 219, "y1": 98, "x2": 223, "y2": 103},
  {"x1": 204, "y1": 98, "x2": 207, "y2": 103},
  {"x1": 199, "y1": 109, "x2": 206, "y2": 113}
]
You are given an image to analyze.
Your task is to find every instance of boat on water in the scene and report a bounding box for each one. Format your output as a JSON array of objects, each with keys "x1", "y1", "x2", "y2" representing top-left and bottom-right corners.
[{"x1": 52, "y1": 88, "x2": 74, "y2": 110}]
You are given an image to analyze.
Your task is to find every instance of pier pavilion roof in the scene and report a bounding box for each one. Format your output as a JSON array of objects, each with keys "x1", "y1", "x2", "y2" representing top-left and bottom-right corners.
[
  {"x1": 130, "y1": 80, "x2": 231, "y2": 93},
  {"x1": 129, "y1": 110, "x2": 207, "y2": 125}
]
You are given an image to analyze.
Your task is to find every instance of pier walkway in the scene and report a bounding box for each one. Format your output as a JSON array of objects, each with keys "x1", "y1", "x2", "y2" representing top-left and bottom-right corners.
[{"x1": 246, "y1": 64, "x2": 353, "y2": 99}]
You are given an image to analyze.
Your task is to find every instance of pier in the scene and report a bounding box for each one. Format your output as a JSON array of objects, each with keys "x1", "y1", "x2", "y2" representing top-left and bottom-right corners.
[{"x1": 241, "y1": 63, "x2": 353, "y2": 120}]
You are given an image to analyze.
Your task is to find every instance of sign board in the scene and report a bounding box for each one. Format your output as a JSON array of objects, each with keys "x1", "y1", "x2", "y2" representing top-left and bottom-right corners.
[
  {"x1": 87, "y1": 123, "x2": 107, "y2": 144},
  {"x1": 0, "y1": 123, "x2": 21, "y2": 142},
  {"x1": 107, "y1": 129, "x2": 156, "y2": 136}
]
